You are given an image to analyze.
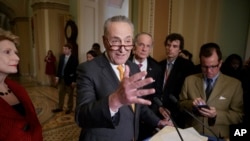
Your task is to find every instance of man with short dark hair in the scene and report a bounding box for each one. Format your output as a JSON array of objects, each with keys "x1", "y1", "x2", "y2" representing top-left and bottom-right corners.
[
  {"x1": 159, "y1": 33, "x2": 194, "y2": 128},
  {"x1": 179, "y1": 42, "x2": 244, "y2": 140},
  {"x1": 52, "y1": 43, "x2": 79, "y2": 114}
]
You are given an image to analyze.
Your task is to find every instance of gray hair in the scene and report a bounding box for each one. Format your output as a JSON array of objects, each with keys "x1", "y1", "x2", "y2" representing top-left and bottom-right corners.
[
  {"x1": 134, "y1": 32, "x2": 154, "y2": 47},
  {"x1": 103, "y1": 15, "x2": 134, "y2": 36}
]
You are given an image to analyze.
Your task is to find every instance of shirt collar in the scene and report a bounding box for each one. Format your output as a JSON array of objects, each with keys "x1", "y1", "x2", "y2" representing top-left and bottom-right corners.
[{"x1": 204, "y1": 72, "x2": 220, "y2": 84}]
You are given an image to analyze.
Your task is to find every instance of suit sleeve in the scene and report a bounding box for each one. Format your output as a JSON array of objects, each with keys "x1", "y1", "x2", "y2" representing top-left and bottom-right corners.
[
  {"x1": 71, "y1": 56, "x2": 79, "y2": 82},
  {"x1": 215, "y1": 80, "x2": 244, "y2": 125},
  {"x1": 139, "y1": 104, "x2": 160, "y2": 127},
  {"x1": 179, "y1": 76, "x2": 194, "y2": 111},
  {"x1": 75, "y1": 63, "x2": 115, "y2": 128}
]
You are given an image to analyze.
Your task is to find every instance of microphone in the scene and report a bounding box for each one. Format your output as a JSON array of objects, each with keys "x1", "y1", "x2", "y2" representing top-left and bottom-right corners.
[
  {"x1": 168, "y1": 94, "x2": 219, "y2": 141},
  {"x1": 153, "y1": 97, "x2": 184, "y2": 141}
]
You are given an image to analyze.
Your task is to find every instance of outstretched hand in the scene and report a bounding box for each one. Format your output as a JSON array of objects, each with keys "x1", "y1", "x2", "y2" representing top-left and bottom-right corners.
[{"x1": 109, "y1": 65, "x2": 155, "y2": 111}]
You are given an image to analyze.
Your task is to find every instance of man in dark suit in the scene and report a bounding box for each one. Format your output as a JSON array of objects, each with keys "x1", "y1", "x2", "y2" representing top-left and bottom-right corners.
[
  {"x1": 159, "y1": 33, "x2": 194, "y2": 128},
  {"x1": 75, "y1": 15, "x2": 172, "y2": 141},
  {"x1": 52, "y1": 43, "x2": 79, "y2": 114},
  {"x1": 129, "y1": 32, "x2": 172, "y2": 140}
]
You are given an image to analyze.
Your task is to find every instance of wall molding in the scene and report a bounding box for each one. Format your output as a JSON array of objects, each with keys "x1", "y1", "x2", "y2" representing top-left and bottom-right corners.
[{"x1": 31, "y1": 2, "x2": 69, "y2": 11}]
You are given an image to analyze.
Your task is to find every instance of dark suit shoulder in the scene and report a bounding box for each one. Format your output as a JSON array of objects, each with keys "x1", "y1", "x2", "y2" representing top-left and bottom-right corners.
[
  {"x1": 219, "y1": 73, "x2": 241, "y2": 84},
  {"x1": 175, "y1": 57, "x2": 195, "y2": 74},
  {"x1": 147, "y1": 56, "x2": 159, "y2": 64},
  {"x1": 159, "y1": 59, "x2": 166, "y2": 65},
  {"x1": 78, "y1": 55, "x2": 108, "y2": 69},
  {"x1": 159, "y1": 57, "x2": 194, "y2": 71},
  {"x1": 126, "y1": 59, "x2": 140, "y2": 75},
  {"x1": 147, "y1": 57, "x2": 162, "y2": 72},
  {"x1": 175, "y1": 57, "x2": 194, "y2": 66},
  {"x1": 186, "y1": 73, "x2": 203, "y2": 80}
]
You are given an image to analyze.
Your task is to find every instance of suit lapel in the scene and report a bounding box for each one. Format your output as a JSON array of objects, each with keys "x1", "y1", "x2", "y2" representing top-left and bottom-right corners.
[
  {"x1": 99, "y1": 55, "x2": 139, "y2": 113},
  {"x1": 99, "y1": 55, "x2": 120, "y2": 89},
  {"x1": 166, "y1": 58, "x2": 179, "y2": 83},
  {"x1": 195, "y1": 75, "x2": 206, "y2": 100},
  {"x1": 146, "y1": 60, "x2": 153, "y2": 77},
  {"x1": 126, "y1": 61, "x2": 140, "y2": 113},
  {"x1": 207, "y1": 74, "x2": 223, "y2": 103}
]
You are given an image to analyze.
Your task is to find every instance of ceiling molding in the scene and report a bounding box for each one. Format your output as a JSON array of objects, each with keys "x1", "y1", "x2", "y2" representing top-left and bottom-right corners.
[{"x1": 31, "y1": 2, "x2": 69, "y2": 11}]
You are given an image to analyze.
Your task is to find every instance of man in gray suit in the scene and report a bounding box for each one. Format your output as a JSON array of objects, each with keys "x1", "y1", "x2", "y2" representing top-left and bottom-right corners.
[
  {"x1": 75, "y1": 15, "x2": 172, "y2": 141},
  {"x1": 179, "y1": 43, "x2": 244, "y2": 140}
]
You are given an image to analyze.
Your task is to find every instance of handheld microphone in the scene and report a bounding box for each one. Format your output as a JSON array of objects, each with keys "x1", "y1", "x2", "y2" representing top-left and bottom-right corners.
[
  {"x1": 168, "y1": 94, "x2": 219, "y2": 141},
  {"x1": 153, "y1": 97, "x2": 184, "y2": 141}
]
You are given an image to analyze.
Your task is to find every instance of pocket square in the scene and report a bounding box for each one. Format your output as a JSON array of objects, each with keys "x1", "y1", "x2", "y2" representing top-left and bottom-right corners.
[{"x1": 219, "y1": 96, "x2": 226, "y2": 100}]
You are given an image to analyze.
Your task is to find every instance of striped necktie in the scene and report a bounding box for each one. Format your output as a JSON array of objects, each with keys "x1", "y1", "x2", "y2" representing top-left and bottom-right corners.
[
  {"x1": 206, "y1": 78, "x2": 213, "y2": 100},
  {"x1": 163, "y1": 62, "x2": 173, "y2": 88}
]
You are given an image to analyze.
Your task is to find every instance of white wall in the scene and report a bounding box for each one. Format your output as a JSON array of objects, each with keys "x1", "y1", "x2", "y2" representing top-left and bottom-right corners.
[{"x1": 77, "y1": 0, "x2": 129, "y2": 63}]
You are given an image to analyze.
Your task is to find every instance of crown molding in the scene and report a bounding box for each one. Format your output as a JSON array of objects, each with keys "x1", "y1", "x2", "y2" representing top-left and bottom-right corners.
[{"x1": 31, "y1": 2, "x2": 69, "y2": 11}]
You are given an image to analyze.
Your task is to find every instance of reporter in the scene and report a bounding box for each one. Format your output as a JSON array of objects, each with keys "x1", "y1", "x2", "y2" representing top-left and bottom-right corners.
[{"x1": 179, "y1": 43, "x2": 243, "y2": 140}]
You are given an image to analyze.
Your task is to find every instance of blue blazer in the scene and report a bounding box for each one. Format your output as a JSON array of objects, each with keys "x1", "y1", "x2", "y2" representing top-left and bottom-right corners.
[{"x1": 57, "y1": 54, "x2": 78, "y2": 85}]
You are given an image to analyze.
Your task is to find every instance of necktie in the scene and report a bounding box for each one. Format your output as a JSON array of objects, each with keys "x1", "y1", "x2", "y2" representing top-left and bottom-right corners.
[
  {"x1": 117, "y1": 65, "x2": 135, "y2": 112},
  {"x1": 138, "y1": 63, "x2": 143, "y2": 69},
  {"x1": 117, "y1": 65, "x2": 124, "y2": 81},
  {"x1": 167, "y1": 63, "x2": 173, "y2": 74},
  {"x1": 206, "y1": 78, "x2": 213, "y2": 100},
  {"x1": 163, "y1": 63, "x2": 172, "y2": 88}
]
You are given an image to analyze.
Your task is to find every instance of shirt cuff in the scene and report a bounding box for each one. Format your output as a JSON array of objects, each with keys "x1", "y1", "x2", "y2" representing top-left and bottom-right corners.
[{"x1": 110, "y1": 108, "x2": 118, "y2": 117}]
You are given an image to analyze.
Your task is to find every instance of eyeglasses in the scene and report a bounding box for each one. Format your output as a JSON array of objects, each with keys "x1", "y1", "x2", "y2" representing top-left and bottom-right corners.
[
  {"x1": 201, "y1": 64, "x2": 219, "y2": 69},
  {"x1": 136, "y1": 42, "x2": 152, "y2": 48},
  {"x1": 104, "y1": 37, "x2": 134, "y2": 51}
]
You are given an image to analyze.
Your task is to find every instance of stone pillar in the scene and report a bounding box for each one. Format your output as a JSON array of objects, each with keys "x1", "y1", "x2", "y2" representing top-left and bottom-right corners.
[
  {"x1": 11, "y1": 17, "x2": 31, "y2": 76},
  {"x1": 31, "y1": 1, "x2": 70, "y2": 85}
]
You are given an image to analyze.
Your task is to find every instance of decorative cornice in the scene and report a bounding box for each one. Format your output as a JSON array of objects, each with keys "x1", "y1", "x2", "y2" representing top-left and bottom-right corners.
[{"x1": 31, "y1": 2, "x2": 69, "y2": 11}]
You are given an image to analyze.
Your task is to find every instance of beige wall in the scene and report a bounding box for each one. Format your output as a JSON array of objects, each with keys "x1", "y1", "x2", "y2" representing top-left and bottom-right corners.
[
  {"x1": 14, "y1": 17, "x2": 31, "y2": 75},
  {"x1": 32, "y1": 2, "x2": 70, "y2": 84},
  {"x1": 153, "y1": 0, "x2": 170, "y2": 62},
  {"x1": 150, "y1": 0, "x2": 218, "y2": 63},
  {"x1": 131, "y1": 0, "x2": 168, "y2": 62},
  {"x1": 153, "y1": 0, "x2": 250, "y2": 64},
  {"x1": 169, "y1": 0, "x2": 221, "y2": 64}
]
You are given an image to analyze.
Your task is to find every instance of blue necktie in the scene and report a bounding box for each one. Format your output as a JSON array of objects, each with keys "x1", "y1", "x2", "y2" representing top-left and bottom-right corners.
[{"x1": 206, "y1": 79, "x2": 213, "y2": 99}]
